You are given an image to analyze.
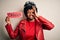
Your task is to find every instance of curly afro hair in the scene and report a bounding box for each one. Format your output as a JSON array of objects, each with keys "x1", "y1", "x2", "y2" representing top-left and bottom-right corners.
[{"x1": 24, "y1": 1, "x2": 38, "y2": 17}]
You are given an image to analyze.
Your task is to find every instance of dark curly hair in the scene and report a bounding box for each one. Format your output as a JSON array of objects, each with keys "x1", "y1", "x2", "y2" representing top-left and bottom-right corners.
[{"x1": 24, "y1": 1, "x2": 38, "y2": 17}]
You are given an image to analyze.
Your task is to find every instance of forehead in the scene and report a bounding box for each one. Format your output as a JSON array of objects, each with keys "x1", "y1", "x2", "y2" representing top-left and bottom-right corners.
[{"x1": 27, "y1": 9, "x2": 34, "y2": 12}]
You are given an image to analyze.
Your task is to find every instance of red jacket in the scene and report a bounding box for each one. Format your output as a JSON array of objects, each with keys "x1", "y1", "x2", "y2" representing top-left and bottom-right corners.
[{"x1": 5, "y1": 16, "x2": 54, "y2": 40}]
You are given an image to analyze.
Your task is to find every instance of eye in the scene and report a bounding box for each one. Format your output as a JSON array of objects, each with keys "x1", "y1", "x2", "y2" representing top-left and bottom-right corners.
[
  {"x1": 32, "y1": 12, "x2": 35, "y2": 15},
  {"x1": 32, "y1": 12, "x2": 34, "y2": 13}
]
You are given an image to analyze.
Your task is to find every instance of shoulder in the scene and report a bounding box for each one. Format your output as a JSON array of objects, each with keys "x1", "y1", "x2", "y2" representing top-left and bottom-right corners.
[{"x1": 19, "y1": 19, "x2": 27, "y2": 24}]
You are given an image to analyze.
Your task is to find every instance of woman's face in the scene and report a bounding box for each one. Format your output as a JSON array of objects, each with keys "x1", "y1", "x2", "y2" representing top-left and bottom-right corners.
[{"x1": 27, "y1": 9, "x2": 35, "y2": 20}]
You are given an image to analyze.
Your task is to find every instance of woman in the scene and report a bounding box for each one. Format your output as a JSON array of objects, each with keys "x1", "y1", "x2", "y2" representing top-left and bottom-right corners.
[{"x1": 5, "y1": 1, "x2": 54, "y2": 40}]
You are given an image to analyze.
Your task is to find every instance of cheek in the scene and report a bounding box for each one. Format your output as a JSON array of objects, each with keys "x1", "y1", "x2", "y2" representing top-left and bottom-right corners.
[
  {"x1": 27, "y1": 13, "x2": 31, "y2": 16},
  {"x1": 27, "y1": 13, "x2": 29, "y2": 17}
]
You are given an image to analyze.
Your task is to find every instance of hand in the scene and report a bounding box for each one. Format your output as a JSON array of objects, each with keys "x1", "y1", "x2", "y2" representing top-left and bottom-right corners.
[
  {"x1": 32, "y1": 6, "x2": 39, "y2": 17},
  {"x1": 32, "y1": 12, "x2": 39, "y2": 19},
  {"x1": 5, "y1": 16, "x2": 11, "y2": 24}
]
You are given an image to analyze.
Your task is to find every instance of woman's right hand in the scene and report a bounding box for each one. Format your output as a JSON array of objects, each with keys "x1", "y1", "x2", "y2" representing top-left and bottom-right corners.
[{"x1": 5, "y1": 16, "x2": 11, "y2": 24}]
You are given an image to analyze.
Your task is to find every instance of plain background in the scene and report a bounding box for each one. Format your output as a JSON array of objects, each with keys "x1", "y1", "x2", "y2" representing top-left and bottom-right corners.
[{"x1": 0, "y1": 0, "x2": 60, "y2": 40}]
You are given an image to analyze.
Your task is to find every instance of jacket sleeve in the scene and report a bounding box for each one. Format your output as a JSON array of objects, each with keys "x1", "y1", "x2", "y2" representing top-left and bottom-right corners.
[
  {"x1": 5, "y1": 23, "x2": 19, "y2": 39},
  {"x1": 36, "y1": 16, "x2": 54, "y2": 30}
]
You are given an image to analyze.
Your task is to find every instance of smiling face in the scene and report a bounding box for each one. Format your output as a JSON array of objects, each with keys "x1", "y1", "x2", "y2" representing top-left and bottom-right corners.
[
  {"x1": 27, "y1": 9, "x2": 35, "y2": 20},
  {"x1": 24, "y1": 2, "x2": 37, "y2": 21}
]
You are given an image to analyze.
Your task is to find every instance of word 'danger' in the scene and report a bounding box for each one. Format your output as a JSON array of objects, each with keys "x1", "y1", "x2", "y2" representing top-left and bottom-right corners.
[{"x1": 7, "y1": 12, "x2": 23, "y2": 18}]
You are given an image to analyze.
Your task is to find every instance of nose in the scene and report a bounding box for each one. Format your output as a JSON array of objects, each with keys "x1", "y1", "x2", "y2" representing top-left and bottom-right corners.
[{"x1": 30, "y1": 12, "x2": 32, "y2": 15}]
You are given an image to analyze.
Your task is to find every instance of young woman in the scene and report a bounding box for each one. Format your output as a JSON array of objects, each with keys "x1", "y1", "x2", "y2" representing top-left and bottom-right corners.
[{"x1": 5, "y1": 1, "x2": 54, "y2": 40}]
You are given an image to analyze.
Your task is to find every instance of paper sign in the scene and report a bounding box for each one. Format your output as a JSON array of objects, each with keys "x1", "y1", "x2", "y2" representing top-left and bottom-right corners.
[{"x1": 7, "y1": 12, "x2": 23, "y2": 18}]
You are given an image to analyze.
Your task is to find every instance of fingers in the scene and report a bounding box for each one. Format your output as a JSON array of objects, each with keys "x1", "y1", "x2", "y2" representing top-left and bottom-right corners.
[
  {"x1": 5, "y1": 16, "x2": 11, "y2": 24},
  {"x1": 32, "y1": 6, "x2": 39, "y2": 17},
  {"x1": 32, "y1": 13, "x2": 38, "y2": 18},
  {"x1": 5, "y1": 16, "x2": 10, "y2": 21}
]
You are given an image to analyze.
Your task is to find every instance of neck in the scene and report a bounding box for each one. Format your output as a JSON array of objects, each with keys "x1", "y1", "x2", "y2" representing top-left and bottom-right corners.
[{"x1": 27, "y1": 18, "x2": 35, "y2": 22}]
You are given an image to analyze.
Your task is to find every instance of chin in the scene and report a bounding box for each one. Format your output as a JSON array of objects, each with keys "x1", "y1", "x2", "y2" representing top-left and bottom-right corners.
[
  {"x1": 27, "y1": 17, "x2": 34, "y2": 20},
  {"x1": 29, "y1": 18, "x2": 34, "y2": 20}
]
